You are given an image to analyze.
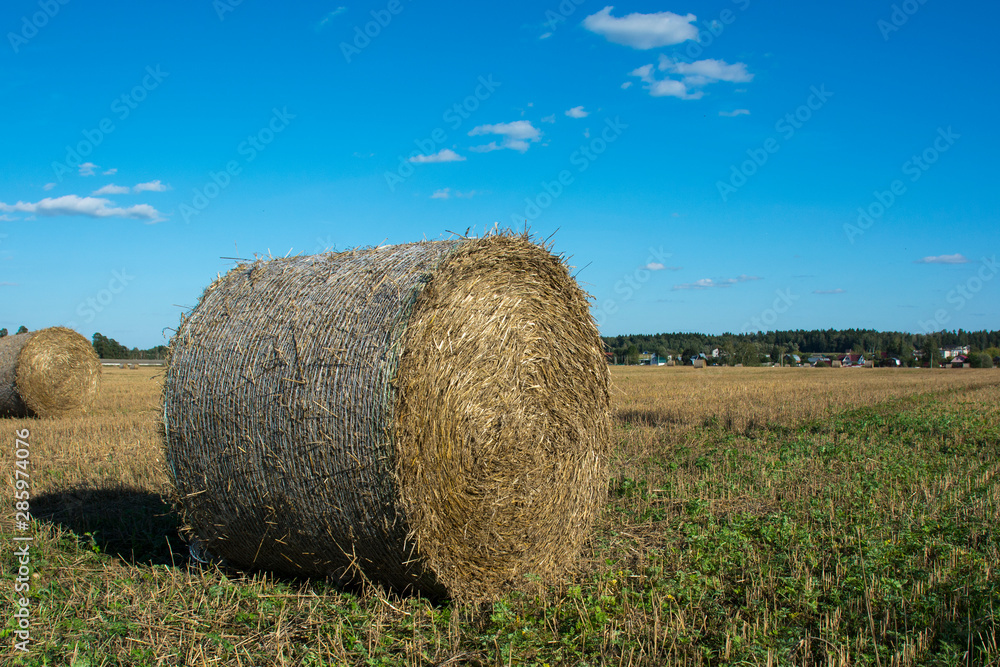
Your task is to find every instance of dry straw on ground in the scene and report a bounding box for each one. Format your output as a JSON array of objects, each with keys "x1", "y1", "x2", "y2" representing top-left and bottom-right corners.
[
  {"x1": 163, "y1": 234, "x2": 611, "y2": 600},
  {"x1": 0, "y1": 327, "x2": 101, "y2": 418}
]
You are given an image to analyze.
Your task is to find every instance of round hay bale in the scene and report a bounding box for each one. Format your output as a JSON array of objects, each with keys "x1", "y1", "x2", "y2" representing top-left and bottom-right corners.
[
  {"x1": 0, "y1": 327, "x2": 102, "y2": 418},
  {"x1": 163, "y1": 235, "x2": 611, "y2": 600}
]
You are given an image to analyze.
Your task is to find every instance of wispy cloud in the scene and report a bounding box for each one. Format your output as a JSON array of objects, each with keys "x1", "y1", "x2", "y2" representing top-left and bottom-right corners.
[
  {"x1": 583, "y1": 6, "x2": 697, "y2": 49},
  {"x1": 94, "y1": 180, "x2": 170, "y2": 195},
  {"x1": 43, "y1": 182, "x2": 56, "y2": 191},
  {"x1": 664, "y1": 56, "x2": 753, "y2": 84},
  {"x1": 102, "y1": 168, "x2": 117, "y2": 175},
  {"x1": 78, "y1": 162, "x2": 99, "y2": 176},
  {"x1": 629, "y1": 55, "x2": 753, "y2": 100},
  {"x1": 133, "y1": 179, "x2": 169, "y2": 193},
  {"x1": 565, "y1": 106, "x2": 589, "y2": 119},
  {"x1": 719, "y1": 109, "x2": 750, "y2": 117},
  {"x1": 813, "y1": 288, "x2": 846, "y2": 294},
  {"x1": 674, "y1": 274, "x2": 761, "y2": 290},
  {"x1": 541, "y1": 114, "x2": 556, "y2": 123},
  {"x1": 93, "y1": 184, "x2": 131, "y2": 195},
  {"x1": 468, "y1": 121, "x2": 541, "y2": 153},
  {"x1": 316, "y1": 6, "x2": 347, "y2": 31},
  {"x1": 0, "y1": 282, "x2": 18, "y2": 286},
  {"x1": 644, "y1": 262, "x2": 682, "y2": 271},
  {"x1": 430, "y1": 188, "x2": 481, "y2": 200},
  {"x1": 914, "y1": 253, "x2": 969, "y2": 264},
  {"x1": 0, "y1": 195, "x2": 165, "y2": 222},
  {"x1": 408, "y1": 148, "x2": 466, "y2": 164}
]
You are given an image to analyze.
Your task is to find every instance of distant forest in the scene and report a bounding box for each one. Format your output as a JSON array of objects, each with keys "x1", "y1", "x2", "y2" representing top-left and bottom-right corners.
[
  {"x1": 5, "y1": 327, "x2": 996, "y2": 365},
  {"x1": 602, "y1": 329, "x2": 1000, "y2": 366},
  {"x1": 91, "y1": 333, "x2": 168, "y2": 360}
]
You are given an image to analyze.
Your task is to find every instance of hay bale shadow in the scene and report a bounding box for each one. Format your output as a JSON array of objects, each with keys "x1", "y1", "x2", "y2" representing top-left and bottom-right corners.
[
  {"x1": 31, "y1": 486, "x2": 185, "y2": 566},
  {"x1": 614, "y1": 408, "x2": 685, "y2": 428}
]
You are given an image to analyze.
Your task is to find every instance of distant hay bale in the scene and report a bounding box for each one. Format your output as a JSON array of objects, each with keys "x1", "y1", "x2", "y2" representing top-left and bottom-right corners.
[
  {"x1": 0, "y1": 327, "x2": 101, "y2": 418},
  {"x1": 119, "y1": 363, "x2": 127, "y2": 370},
  {"x1": 163, "y1": 235, "x2": 611, "y2": 600},
  {"x1": 831, "y1": 360, "x2": 843, "y2": 368}
]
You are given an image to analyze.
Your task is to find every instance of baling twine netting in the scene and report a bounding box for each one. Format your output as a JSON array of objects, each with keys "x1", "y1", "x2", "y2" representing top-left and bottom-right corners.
[
  {"x1": 0, "y1": 327, "x2": 101, "y2": 418},
  {"x1": 163, "y1": 235, "x2": 611, "y2": 599}
]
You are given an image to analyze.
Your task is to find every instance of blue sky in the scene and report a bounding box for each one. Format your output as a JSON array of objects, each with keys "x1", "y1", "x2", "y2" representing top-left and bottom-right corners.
[{"x1": 2, "y1": 0, "x2": 997, "y2": 348}]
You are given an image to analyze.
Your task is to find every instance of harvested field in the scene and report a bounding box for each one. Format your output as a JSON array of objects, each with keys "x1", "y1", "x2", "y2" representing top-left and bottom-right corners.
[
  {"x1": 614, "y1": 365, "x2": 999, "y2": 433},
  {"x1": 1, "y1": 365, "x2": 997, "y2": 665}
]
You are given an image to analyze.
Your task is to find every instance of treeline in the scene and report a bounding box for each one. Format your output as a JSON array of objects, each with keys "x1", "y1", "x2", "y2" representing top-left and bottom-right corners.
[
  {"x1": 91, "y1": 333, "x2": 168, "y2": 360},
  {"x1": 603, "y1": 328, "x2": 1000, "y2": 365},
  {"x1": 0, "y1": 326, "x2": 30, "y2": 337}
]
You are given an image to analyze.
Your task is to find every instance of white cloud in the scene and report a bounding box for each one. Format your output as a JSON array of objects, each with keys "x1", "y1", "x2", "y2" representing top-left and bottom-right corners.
[
  {"x1": 629, "y1": 64, "x2": 700, "y2": 99},
  {"x1": 565, "y1": 106, "x2": 589, "y2": 119},
  {"x1": 93, "y1": 184, "x2": 131, "y2": 195},
  {"x1": 468, "y1": 121, "x2": 541, "y2": 153},
  {"x1": 541, "y1": 114, "x2": 556, "y2": 123},
  {"x1": 914, "y1": 253, "x2": 969, "y2": 264},
  {"x1": 583, "y1": 6, "x2": 698, "y2": 49},
  {"x1": 43, "y1": 182, "x2": 56, "y2": 191},
  {"x1": 78, "y1": 162, "x2": 99, "y2": 176},
  {"x1": 133, "y1": 179, "x2": 169, "y2": 193},
  {"x1": 430, "y1": 188, "x2": 480, "y2": 200},
  {"x1": 0, "y1": 195, "x2": 165, "y2": 222},
  {"x1": 628, "y1": 56, "x2": 752, "y2": 100},
  {"x1": 651, "y1": 78, "x2": 703, "y2": 99},
  {"x1": 662, "y1": 56, "x2": 753, "y2": 83},
  {"x1": 102, "y1": 168, "x2": 117, "y2": 175},
  {"x1": 620, "y1": 81, "x2": 633, "y2": 89},
  {"x1": 316, "y1": 7, "x2": 347, "y2": 30},
  {"x1": 813, "y1": 288, "x2": 846, "y2": 294},
  {"x1": 673, "y1": 274, "x2": 761, "y2": 290},
  {"x1": 539, "y1": 32, "x2": 552, "y2": 39},
  {"x1": 408, "y1": 148, "x2": 466, "y2": 164},
  {"x1": 644, "y1": 263, "x2": 682, "y2": 271},
  {"x1": 719, "y1": 109, "x2": 750, "y2": 117}
]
